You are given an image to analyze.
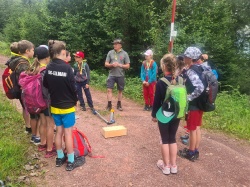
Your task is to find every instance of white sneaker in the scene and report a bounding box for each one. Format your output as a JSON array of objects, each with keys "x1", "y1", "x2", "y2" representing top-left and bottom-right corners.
[
  {"x1": 156, "y1": 160, "x2": 170, "y2": 175},
  {"x1": 170, "y1": 165, "x2": 178, "y2": 174}
]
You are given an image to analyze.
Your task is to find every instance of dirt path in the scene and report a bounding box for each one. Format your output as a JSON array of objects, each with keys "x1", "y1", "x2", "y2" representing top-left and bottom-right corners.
[{"x1": 1, "y1": 55, "x2": 250, "y2": 187}]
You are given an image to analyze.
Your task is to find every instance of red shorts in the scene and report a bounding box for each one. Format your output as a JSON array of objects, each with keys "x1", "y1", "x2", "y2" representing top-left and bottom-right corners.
[{"x1": 186, "y1": 110, "x2": 203, "y2": 131}]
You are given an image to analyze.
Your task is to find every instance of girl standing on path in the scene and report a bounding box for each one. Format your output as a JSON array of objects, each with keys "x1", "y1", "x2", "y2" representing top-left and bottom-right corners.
[
  {"x1": 151, "y1": 53, "x2": 181, "y2": 175},
  {"x1": 28, "y1": 46, "x2": 57, "y2": 158},
  {"x1": 140, "y1": 49, "x2": 158, "y2": 111}
]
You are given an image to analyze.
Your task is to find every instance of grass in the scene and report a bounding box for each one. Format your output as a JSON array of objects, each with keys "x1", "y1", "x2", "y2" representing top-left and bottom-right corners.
[
  {"x1": 0, "y1": 92, "x2": 36, "y2": 186},
  {"x1": 0, "y1": 41, "x2": 10, "y2": 56},
  {"x1": 203, "y1": 89, "x2": 250, "y2": 141}
]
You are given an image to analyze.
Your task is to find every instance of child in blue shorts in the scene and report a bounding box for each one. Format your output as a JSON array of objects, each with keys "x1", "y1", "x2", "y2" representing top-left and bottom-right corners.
[{"x1": 43, "y1": 40, "x2": 84, "y2": 171}]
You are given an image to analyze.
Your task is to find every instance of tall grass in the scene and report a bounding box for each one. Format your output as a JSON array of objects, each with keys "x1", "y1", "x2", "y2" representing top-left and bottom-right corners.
[
  {"x1": 91, "y1": 70, "x2": 250, "y2": 141},
  {"x1": 203, "y1": 88, "x2": 250, "y2": 140}
]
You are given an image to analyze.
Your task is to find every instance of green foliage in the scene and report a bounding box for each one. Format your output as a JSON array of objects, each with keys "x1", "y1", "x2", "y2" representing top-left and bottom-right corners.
[
  {"x1": 0, "y1": 41, "x2": 10, "y2": 56},
  {"x1": 203, "y1": 88, "x2": 250, "y2": 140},
  {"x1": 0, "y1": 0, "x2": 249, "y2": 93},
  {"x1": 0, "y1": 92, "x2": 33, "y2": 186}
]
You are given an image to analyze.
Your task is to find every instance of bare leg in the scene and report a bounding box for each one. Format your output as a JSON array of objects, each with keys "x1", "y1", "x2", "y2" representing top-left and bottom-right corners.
[
  {"x1": 189, "y1": 130, "x2": 197, "y2": 151},
  {"x1": 195, "y1": 126, "x2": 201, "y2": 149},
  {"x1": 64, "y1": 127, "x2": 73, "y2": 154},
  {"x1": 55, "y1": 126, "x2": 64, "y2": 150},
  {"x1": 22, "y1": 109, "x2": 30, "y2": 128},
  {"x1": 161, "y1": 144, "x2": 170, "y2": 166},
  {"x1": 30, "y1": 118, "x2": 38, "y2": 136},
  {"x1": 118, "y1": 90, "x2": 123, "y2": 101},
  {"x1": 46, "y1": 116, "x2": 55, "y2": 151},
  {"x1": 39, "y1": 114, "x2": 47, "y2": 145},
  {"x1": 169, "y1": 143, "x2": 177, "y2": 166},
  {"x1": 107, "y1": 88, "x2": 113, "y2": 101}
]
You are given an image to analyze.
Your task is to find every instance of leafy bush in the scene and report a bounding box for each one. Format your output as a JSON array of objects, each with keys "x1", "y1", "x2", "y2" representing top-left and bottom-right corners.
[{"x1": 203, "y1": 88, "x2": 250, "y2": 141}]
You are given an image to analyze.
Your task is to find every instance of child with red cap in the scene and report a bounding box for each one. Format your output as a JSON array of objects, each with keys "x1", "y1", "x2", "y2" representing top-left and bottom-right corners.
[{"x1": 73, "y1": 51, "x2": 95, "y2": 113}]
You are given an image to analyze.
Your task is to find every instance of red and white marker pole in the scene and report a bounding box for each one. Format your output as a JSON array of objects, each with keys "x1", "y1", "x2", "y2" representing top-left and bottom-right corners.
[{"x1": 168, "y1": 0, "x2": 177, "y2": 53}]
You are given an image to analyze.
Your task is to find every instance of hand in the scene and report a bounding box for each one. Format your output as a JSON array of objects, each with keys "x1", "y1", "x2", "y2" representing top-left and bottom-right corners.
[
  {"x1": 112, "y1": 62, "x2": 119, "y2": 67},
  {"x1": 145, "y1": 82, "x2": 149, "y2": 87},
  {"x1": 85, "y1": 84, "x2": 89, "y2": 89},
  {"x1": 152, "y1": 118, "x2": 158, "y2": 122},
  {"x1": 142, "y1": 81, "x2": 147, "y2": 85}
]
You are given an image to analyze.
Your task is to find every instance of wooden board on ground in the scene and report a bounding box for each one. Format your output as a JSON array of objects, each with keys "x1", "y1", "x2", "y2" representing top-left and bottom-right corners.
[{"x1": 101, "y1": 125, "x2": 127, "y2": 138}]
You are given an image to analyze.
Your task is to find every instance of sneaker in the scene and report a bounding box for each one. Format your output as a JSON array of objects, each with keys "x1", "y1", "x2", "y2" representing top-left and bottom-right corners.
[
  {"x1": 38, "y1": 144, "x2": 47, "y2": 152},
  {"x1": 25, "y1": 127, "x2": 32, "y2": 134},
  {"x1": 45, "y1": 149, "x2": 57, "y2": 158},
  {"x1": 180, "y1": 134, "x2": 189, "y2": 140},
  {"x1": 178, "y1": 148, "x2": 195, "y2": 162},
  {"x1": 181, "y1": 138, "x2": 189, "y2": 145},
  {"x1": 56, "y1": 156, "x2": 67, "y2": 167},
  {"x1": 170, "y1": 165, "x2": 178, "y2": 174},
  {"x1": 33, "y1": 137, "x2": 41, "y2": 145},
  {"x1": 106, "y1": 104, "x2": 112, "y2": 111},
  {"x1": 147, "y1": 106, "x2": 152, "y2": 111},
  {"x1": 143, "y1": 105, "x2": 148, "y2": 111},
  {"x1": 90, "y1": 107, "x2": 97, "y2": 115},
  {"x1": 81, "y1": 106, "x2": 86, "y2": 111},
  {"x1": 117, "y1": 103, "x2": 123, "y2": 111},
  {"x1": 65, "y1": 156, "x2": 85, "y2": 171},
  {"x1": 195, "y1": 151, "x2": 199, "y2": 160},
  {"x1": 156, "y1": 160, "x2": 170, "y2": 175}
]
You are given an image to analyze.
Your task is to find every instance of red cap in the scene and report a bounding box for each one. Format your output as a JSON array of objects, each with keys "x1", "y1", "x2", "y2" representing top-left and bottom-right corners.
[{"x1": 73, "y1": 51, "x2": 84, "y2": 59}]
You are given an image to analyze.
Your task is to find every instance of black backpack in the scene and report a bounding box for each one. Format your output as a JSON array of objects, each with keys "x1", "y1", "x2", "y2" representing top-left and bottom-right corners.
[{"x1": 190, "y1": 65, "x2": 219, "y2": 112}]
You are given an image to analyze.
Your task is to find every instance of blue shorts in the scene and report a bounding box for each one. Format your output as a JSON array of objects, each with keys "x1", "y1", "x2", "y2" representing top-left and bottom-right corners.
[{"x1": 52, "y1": 112, "x2": 75, "y2": 128}]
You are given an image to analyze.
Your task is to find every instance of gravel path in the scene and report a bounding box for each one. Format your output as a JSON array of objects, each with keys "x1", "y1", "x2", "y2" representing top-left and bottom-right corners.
[{"x1": 1, "y1": 55, "x2": 250, "y2": 187}]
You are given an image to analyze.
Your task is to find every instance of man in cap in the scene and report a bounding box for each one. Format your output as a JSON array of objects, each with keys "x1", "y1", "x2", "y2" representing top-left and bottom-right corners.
[
  {"x1": 178, "y1": 46, "x2": 204, "y2": 162},
  {"x1": 104, "y1": 38, "x2": 130, "y2": 111}
]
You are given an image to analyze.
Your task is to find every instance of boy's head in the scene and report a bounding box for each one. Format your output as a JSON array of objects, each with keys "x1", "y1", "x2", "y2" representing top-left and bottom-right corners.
[
  {"x1": 18, "y1": 40, "x2": 34, "y2": 58},
  {"x1": 73, "y1": 51, "x2": 84, "y2": 62},
  {"x1": 10, "y1": 42, "x2": 19, "y2": 54},
  {"x1": 34, "y1": 46, "x2": 50, "y2": 60}
]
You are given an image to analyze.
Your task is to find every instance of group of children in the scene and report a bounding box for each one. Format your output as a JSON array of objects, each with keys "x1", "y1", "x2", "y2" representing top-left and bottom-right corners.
[
  {"x1": 5, "y1": 40, "x2": 95, "y2": 171},
  {"x1": 5, "y1": 40, "x2": 215, "y2": 174},
  {"x1": 146, "y1": 47, "x2": 217, "y2": 175}
]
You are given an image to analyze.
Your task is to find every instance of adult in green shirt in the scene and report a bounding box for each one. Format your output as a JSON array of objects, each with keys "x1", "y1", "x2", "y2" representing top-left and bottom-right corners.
[{"x1": 104, "y1": 38, "x2": 130, "y2": 111}]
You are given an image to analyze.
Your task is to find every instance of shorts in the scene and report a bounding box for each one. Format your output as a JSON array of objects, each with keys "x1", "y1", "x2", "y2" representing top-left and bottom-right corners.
[
  {"x1": 186, "y1": 110, "x2": 203, "y2": 131},
  {"x1": 52, "y1": 112, "x2": 75, "y2": 128},
  {"x1": 106, "y1": 76, "x2": 125, "y2": 90},
  {"x1": 41, "y1": 108, "x2": 51, "y2": 117},
  {"x1": 30, "y1": 113, "x2": 40, "y2": 119}
]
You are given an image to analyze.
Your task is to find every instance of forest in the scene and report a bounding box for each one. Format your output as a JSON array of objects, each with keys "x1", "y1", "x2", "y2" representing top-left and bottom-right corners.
[{"x1": 0, "y1": 0, "x2": 249, "y2": 94}]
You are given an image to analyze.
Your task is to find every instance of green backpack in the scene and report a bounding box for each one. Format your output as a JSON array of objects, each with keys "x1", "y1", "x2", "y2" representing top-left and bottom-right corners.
[{"x1": 156, "y1": 77, "x2": 187, "y2": 123}]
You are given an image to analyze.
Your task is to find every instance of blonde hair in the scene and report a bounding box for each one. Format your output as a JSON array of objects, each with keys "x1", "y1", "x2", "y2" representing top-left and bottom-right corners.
[
  {"x1": 48, "y1": 40, "x2": 66, "y2": 59},
  {"x1": 26, "y1": 58, "x2": 40, "y2": 75},
  {"x1": 160, "y1": 53, "x2": 177, "y2": 84},
  {"x1": 18, "y1": 40, "x2": 34, "y2": 54}
]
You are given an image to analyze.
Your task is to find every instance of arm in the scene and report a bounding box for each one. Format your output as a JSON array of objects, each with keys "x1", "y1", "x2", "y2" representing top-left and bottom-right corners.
[
  {"x1": 148, "y1": 62, "x2": 157, "y2": 83},
  {"x1": 187, "y1": 69, "x2": 204, "y2": 101},
  {"x1": 140, "y1": 63, "x2": 145, "y2": 82},
  {"x1": 85, "y1": 64, "x2": 90, "y2": 84}
]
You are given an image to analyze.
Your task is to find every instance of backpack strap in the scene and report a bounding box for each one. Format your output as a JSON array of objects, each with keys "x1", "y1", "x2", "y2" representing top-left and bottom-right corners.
[
  {"x1": 177, "y1": 76, "x2": 184, "y2": 85},
  {"x1": 160, "y1": 77, "x2": 171, "y2": 86}
]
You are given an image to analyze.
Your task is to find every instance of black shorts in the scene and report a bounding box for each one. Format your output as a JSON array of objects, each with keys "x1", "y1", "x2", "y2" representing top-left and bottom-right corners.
[{"x1": 106, "y1": 76, "x2": 125, "y2": 91}]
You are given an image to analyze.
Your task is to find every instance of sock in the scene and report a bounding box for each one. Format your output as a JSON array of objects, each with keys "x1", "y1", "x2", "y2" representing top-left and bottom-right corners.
[
  {"x1": 67, "y1": 152, "x2": 74, "y2": 163},
  {"x1": 108, "y1": 101, "x2": 112, "y2": 106},
  {"x1": 195, "y1": 149, "x2": 199, "y2": 153},
  {"x1": 57, "y1": 149, "x2": 64, "y2": 159},
  {"x1": 117, "y1": 101, "x2": 121, "y2": 105}
]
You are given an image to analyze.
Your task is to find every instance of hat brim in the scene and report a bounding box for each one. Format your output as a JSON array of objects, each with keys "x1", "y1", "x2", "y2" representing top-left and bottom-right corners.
[{"x1": 156, "y1": 106, "x2": 175, "y2": 123}]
